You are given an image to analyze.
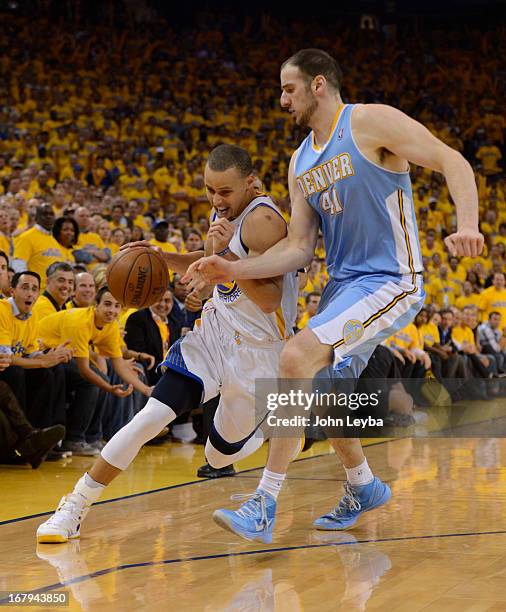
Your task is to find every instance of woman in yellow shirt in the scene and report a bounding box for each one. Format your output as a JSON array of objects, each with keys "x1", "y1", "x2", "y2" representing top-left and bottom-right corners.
[{"x1": 52, "y1": 217, "x2": 78, "y2": 265}]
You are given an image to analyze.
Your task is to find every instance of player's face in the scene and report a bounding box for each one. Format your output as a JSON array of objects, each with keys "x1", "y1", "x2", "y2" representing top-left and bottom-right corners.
[
  {"x1": 95, "y1": 292, "x2": 122, "y2": 324},
  {"x1": 280, "y1": 64, "x2": 318, "y2": 129},
  {"x1": 204, "y1": 165, "x2": 255, "y2": 221},
  {"x1": 13, "y1": 275, "x2": 40, "y2": 315},
  {"x1": 47, "y1": 271, "x2": 74, "y2": 303}
]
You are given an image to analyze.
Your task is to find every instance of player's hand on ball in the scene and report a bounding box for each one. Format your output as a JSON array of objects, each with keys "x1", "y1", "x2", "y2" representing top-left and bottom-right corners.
[
  {"x1": 207, "y1": 218, "x2": 234, "y2": 254},
  {"x1": 444, "y1": 229, "x2": 484, "y2": 257},
  {"x1": 110, "y1": 383, "x2": 134, "y2": 398},
  {"x1": 119, "y1": 241, "x2": 165, "y2": 260},
  {"x1": 182, "y1": 255, "x2": 234, "y2": 292}
]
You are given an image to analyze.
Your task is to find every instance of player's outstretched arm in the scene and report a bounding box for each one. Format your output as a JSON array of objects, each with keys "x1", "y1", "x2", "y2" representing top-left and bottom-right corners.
[
  {"x1": 353, "y1": 104, "x2": 483, "y2": 257},
  {"x1": 120, "y1": 240, "x2": 204, "y2": 275}
]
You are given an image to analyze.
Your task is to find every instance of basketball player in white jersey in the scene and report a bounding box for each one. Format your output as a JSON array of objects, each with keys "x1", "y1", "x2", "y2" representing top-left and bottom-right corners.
[
  {"x1": 184, "y1": 49, "x2": 484, "y2": 543},
  {"x1": 36, "y1": 144, "x2": 299, "y2": 543}
]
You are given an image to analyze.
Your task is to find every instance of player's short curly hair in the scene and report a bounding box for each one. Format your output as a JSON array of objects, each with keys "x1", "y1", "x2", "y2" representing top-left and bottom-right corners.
[
  {"x1": 282, "y1": 48, "x2": 343, "y2": 92},
  {"x1": 207, "y1": 144, "x2": 253, "y2": 177}
]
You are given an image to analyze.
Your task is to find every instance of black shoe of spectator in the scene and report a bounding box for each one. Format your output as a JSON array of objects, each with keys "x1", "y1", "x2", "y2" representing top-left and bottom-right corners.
[
  {"x1": 46, "y1": 448, "x2": 72, "y2": 461},
  {"x1": 302, "y1": 437, "x2": 317, "y2": 452},
  {"x1": 16, "y1": 425, "x2": 66, "y2": 469},
  {"x1": 197, "y1": 463, "x2": 236, "y2": 478}
]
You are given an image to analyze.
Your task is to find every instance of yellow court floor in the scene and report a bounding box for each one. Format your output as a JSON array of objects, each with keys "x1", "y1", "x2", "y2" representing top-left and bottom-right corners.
[{"x1": 1, "y1": 437, "x2": 506, "y2": 611}]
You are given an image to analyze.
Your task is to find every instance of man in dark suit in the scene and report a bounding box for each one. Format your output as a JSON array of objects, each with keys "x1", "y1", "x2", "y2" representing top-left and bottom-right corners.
[{"x1": 124, "y1": 289, "x2": 182, "y2": 386}]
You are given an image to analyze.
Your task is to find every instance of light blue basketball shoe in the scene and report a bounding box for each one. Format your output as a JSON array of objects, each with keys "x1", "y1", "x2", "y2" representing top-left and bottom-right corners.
[
  {"x1": 314, "y1": 477, "x2": 391, "y2": 530},
  {"x1": 213, "y1": 489, "x2": 276, "y2": 544}
]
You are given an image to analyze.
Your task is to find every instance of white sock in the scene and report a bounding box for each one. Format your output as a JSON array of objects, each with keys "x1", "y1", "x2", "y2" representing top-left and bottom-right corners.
[
  {"x1": 258, "y1": 469, "x2": 286, "y2": 500},
  {"x1": 345, "y1": 459, "x2": 374, "y2": 487},
  {"x1": 73, "y1": 473, "x2": 106, "y2": 506}
]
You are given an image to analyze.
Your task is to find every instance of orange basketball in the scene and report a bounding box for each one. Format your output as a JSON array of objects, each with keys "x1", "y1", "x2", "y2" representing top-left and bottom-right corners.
[{"x1": 106, "y1": 247, "x2": 169, "y2": 308}]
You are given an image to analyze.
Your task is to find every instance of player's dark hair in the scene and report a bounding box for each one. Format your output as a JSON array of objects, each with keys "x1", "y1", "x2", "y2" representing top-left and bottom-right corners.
[
  {"x1": 207, "y1": 144, "x2": 253, "y2": 177},
  {"x1": 46, "y1": 261, "x2": 74, "y2": 279},
  {"x1": 489, "y1": 311, "x2": 501, "y2": 319},
  {"x1": 282, "y1": 49, "x2": 343, "y2": 92},
  {"x1": 0, "y1": 250, "x2": 8, "y2": 266},
  {"x1": 12, "y1": 270, "x2": 41, "y2": 288}
]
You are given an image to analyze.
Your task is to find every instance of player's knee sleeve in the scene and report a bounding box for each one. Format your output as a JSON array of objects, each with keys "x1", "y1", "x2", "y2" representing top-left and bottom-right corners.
[
  {"x1": 152, "y1": 367, "x2": 203, "y2": 416},
  {"x1": 101, "y1": 397, "x2": 177, "y2": 470},
  {"x1": 205, "y1": 424, "x2": 264, "y2": 468}
]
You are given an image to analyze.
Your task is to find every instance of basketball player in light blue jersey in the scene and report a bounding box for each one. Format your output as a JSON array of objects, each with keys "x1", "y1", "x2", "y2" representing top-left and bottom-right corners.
[{"x1": 184, "y1": 49, "x2": 484, "y2": 544}]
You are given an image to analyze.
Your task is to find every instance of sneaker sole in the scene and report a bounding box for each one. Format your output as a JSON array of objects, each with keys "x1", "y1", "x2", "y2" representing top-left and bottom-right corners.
[
  {"x1": 314, "y1": 486, "x2": 392, "y2": 531},
  {"x1": 36, "y1": 532, "x2": 80, "y2": 544},
  {"x1": 212, "y1": 511, "x2": 272, "y2": 544}
]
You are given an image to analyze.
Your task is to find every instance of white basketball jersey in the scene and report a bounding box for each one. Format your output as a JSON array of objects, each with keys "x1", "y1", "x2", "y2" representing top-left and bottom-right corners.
[{"x1": 211, "y1": 196, "x2": 298, "y2": 343}]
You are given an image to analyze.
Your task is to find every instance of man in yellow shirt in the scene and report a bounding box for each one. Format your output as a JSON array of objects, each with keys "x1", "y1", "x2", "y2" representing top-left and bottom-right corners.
[
  {"x1": 452, "y1": 306, "x2": 493, "y2": 379},
  {"x1": 150, "y1": 219, "x2": 178, "y2": 254},
  {"x1": 39, "y1": 286, "x2": 153, "y2": 455},
  {"x1": 455, "y1": 280, "x2": 481, "y2": 310},
  {"x1": 479, "y1": 272, "x2": 506, "y2": 326},
  {"x1": 297, "y1": 292, "x2": 321, "y2": 330},
  {"x1": 0, "y1": 250, "x2": 9, "y2": 299},
  {"x1": 386, "y1": 322, "x2": 431, "y2": 374},
  {"x1": 420, "y1": 229, "x2": 445, "y2": 260},
  {"x1": 74, "y1": 207, "x2": 110, "y2": 269},
  {"x1": 32, "y1": 262, "x2": 75, "y2": 320},
  {"x1": 0, "y1": 271, "x2": 71, "y2": 429},
  {"x1": 12, "y1": 203, "x2": 64, "y2": 289},
  {"x1": 66, "y1": 272, "x2": 96, "y2": 308}
]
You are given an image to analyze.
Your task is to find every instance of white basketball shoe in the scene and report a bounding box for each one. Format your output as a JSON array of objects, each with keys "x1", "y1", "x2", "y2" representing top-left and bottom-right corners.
[{"x1": 36, "y1": 494, "x2": 90, "y2": 543}]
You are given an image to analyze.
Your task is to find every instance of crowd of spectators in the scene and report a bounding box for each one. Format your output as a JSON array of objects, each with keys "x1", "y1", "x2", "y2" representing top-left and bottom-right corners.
[{"x1": 0, "y1": 12, "x2": 505, "y2": 467}]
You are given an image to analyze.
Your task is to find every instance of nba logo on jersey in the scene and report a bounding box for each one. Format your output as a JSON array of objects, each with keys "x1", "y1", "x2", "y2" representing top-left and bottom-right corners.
[{"x1": 337, "y1": 128, "x2": 344, "y2": 139}]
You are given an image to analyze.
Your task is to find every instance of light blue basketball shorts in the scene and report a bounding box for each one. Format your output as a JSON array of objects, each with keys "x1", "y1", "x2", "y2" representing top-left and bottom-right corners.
[{"x1": 308, "y1": 273, "x2": 425, "y2": 378}]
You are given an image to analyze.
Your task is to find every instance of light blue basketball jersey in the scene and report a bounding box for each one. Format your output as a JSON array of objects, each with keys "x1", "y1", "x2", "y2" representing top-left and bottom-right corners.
[{"x1": 294, "y1": 104, "x2": 423, "y2": 282}]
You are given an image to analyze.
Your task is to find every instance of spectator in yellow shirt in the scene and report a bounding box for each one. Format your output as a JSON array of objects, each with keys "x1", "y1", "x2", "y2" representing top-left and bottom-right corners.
[
  {"x1": 67, "y1": 272, "x2": 96, "y2": 309},
  {"x1": 297, "y1": 292, "x2": 321, "y2": 330},
  {"x1": 0, "y1": 271, "x2": 71, "y2": 427},
  {"x1": 0, "y1": 250, "x2": 9, "y2": 298},
  {"x1": 39, "y1": 286, "x2": 153, "y2": 454},
  {"x1": 33, "y1": 262, "x2": 74, "y2": 320},
  {"x1": 455, "y1": 280, "x2": 481, "y2": 310},
  {"x1": 12, "y1": 203, "x2": 64, "y2": 289},
  {"x1": 420, "y1": 229, "x2": 445, "y2": 259},
  {"x1": 52, "y1": 216, "x2": 78, "y2": 265},
  {"x1": 479, "y1": 272, "x2": 506, "y2": 326},
  {"x1": 150, "y1": 220, "x2": 178, "y2": 254},
  {"x1": 73, "y1": 207, "x2": 110, "y2": 269},
  {"x1": 476, "y1": 141, "x2": 502, "y2": 176}
]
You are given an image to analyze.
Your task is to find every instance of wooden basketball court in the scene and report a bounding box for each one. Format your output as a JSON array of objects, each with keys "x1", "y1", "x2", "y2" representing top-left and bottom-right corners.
[{"x1": 2, "y1": 430, "x2": 506, "y2": 611}]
